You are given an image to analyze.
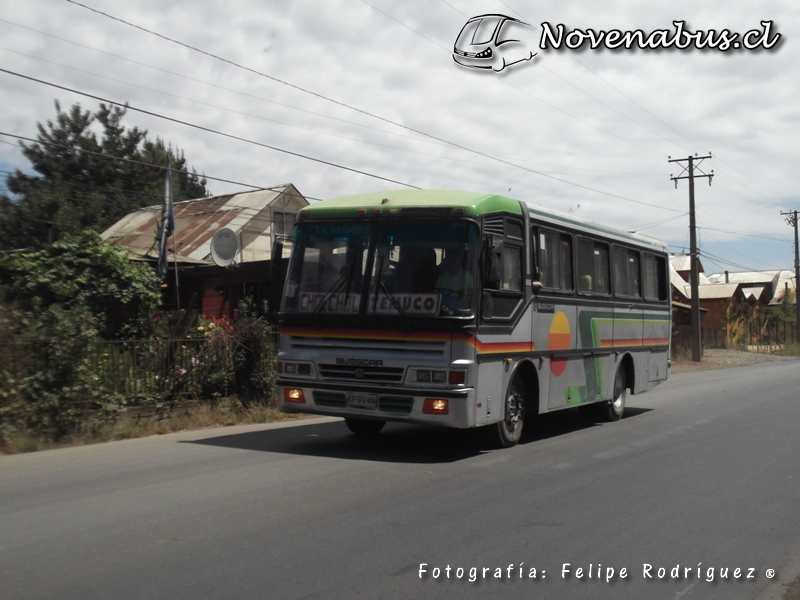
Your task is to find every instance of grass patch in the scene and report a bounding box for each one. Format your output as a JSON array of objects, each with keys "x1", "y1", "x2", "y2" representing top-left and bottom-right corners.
[
  {"x1": 0, "y1": 401, "x2": 303, "y2": 454},
  {"x1": 777, "y1": 343, "x2": 800, "y2": 357}
]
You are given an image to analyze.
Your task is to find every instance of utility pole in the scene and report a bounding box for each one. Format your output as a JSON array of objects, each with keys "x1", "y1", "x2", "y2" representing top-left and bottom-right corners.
[
  {"x1": 670, "y1": 154, "x2": 714, "y2": 362},
  {"x1": 781, "y1": 210, "x2": 800, "y2": 343}
]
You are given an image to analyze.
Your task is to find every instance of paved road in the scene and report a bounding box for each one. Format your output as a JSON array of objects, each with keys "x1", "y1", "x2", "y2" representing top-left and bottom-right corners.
[{"x1": 2, "y1": 359, "x2": 799, "y2": 600}]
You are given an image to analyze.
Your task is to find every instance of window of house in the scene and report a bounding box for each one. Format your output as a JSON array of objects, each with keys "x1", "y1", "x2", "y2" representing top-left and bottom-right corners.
[{"x1": 274, "y1": 211, "x2": 296, "y2": 237}]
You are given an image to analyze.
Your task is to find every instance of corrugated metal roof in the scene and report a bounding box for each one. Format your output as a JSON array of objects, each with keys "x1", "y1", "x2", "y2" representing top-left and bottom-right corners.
[
  {"x1": 670, "y1": 254, "x2": 705, "y2": 274},
  {"x1": 670, "y1": 262, "x2": 690, "y2": 299},
  {"x1": 770, "y1": 272, "x2": 797, "y2": 304},
  {"x1": 696, "y1": 283, "x2": 739, "y2": 299},
  {"x1": 707, "y1": 270, "x2": 780, "y2": 285},
  {"x1": 101, "y1": 184, "x2": 308, "y2": 264}
]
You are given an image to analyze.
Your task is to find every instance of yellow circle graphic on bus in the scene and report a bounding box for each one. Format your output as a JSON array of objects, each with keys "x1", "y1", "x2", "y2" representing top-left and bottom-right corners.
[{"x1": 548, "y1": 311, "x2": 571, "y2": 377}]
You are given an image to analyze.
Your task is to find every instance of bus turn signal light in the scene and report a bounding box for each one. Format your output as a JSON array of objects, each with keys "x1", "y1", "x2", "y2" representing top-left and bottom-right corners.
[{"x1": 423, "y1": 398, "x2": 449, "y2": 415}]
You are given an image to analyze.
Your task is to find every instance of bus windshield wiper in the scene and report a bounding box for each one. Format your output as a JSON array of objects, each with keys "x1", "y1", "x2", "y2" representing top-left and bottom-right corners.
[
  {"x1": 312, "y1": 272, "x2": 352, "y2": 317},
  {"x1": 313, "y1": 255, "x2": 360, "y2": 318},
  {"x1": 371, "y1": 249, "x2": 416, "y2": 328}
]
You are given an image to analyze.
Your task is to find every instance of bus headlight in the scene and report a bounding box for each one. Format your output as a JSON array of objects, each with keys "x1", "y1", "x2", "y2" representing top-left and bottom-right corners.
[
  {"x1": 415, "y1": 369, "x2": 466, "y2": 386},
  {"x1": 280, "y1": 361, "x2": 314, "y2": 377}
]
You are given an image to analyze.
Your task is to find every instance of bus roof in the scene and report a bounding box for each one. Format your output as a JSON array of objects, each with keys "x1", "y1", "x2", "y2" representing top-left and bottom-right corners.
[
  {"x1": 300, "y1": 190, "x2": 523, "y2": 218},
  {"x1": 300, "y1": 189, "x2": 666, "y2": 251}
]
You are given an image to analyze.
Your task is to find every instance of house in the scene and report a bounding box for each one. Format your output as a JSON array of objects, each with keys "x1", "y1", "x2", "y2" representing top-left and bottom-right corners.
[
  {"x1": 102, "y1": 184, "x2": 309, "y2": 321},
  {"x1": 670, "y1": 255, "x2": 797, "y2": 347}
]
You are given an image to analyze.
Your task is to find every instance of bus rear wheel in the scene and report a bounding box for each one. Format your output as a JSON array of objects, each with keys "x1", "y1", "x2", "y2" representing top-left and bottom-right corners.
[
  {"x1": 345, "y1": 418, "x2": 385, "y2": 436},
  {"x1": 491, "y1": 376, "x2": 525, "y2": 448}
]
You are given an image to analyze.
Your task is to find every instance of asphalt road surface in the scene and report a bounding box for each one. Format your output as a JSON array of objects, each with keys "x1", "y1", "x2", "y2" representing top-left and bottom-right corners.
[{"x1": 2, "y1": 359, "x2": 799, "y2": 600}]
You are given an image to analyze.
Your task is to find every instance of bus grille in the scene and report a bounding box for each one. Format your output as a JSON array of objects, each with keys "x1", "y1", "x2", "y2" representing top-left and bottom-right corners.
[{"x1": 318, "y1": 363, "x2": 405, "y2": 383}]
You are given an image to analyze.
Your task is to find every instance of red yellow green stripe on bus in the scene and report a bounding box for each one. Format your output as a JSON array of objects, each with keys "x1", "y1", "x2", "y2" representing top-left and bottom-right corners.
[{"x1": 279, "y1": 327, "x2": 534, "y2": 354}]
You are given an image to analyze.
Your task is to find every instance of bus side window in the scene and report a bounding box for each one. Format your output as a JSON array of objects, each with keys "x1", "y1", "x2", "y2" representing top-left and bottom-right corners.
[
  {"x1": 502, "y1": 245, "x2": 522, "y2": 291},
  {"x1": 613, "y1": 247, "x2": 641, "y2": 298},
  {"x1": 482, "y1": 217, "x2": 524, "y2": 320},
  {"x1": 577, "y1": 238, "x2": 610, "y2": 295},
  {"x1": 538, "y1": 230, "x2": 573, "y2": 292},
  {"x1": 643, "y1": 253, "x2": 667, "y2": 301},
  {"x1": 594, "y1": 244, "x2": 610, "y2": 294}
]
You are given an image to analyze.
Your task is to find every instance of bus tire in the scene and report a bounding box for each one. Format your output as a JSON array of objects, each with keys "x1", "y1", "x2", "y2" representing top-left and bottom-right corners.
[
  {"x1": 605, "y1": 367, "x2": 627, "y2": 421},
  {"x1": 491, "y1": 376, "x2": 525, "y2": 448},
  {"x1": 345, "y1": 418, "x2": 385, "y2": 436}
]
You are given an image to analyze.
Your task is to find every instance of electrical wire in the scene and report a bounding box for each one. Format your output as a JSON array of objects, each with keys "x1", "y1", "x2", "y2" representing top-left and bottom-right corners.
[
  {"x1": 0, "y1": 69, "x2": 420, "y2": 190},
  {"x1": 60, "y1": 0, "x2": 683, "y2": 213}
]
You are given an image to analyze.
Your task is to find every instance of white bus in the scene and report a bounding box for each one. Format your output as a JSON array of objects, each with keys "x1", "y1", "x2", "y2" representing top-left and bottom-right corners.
[{"x1": 277, "y1": 190, "x2": 670, "y2": 447}]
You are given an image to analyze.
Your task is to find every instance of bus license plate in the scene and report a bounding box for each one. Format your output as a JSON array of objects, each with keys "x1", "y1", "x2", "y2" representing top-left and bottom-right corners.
[{"x1": 346, "y1": 393, "x2": 378, "y2": 410}]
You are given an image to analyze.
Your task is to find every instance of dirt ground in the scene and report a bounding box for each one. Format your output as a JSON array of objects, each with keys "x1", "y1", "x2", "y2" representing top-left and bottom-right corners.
[{"x1": 670, "y1": 348, "x2": 798, "y2": 374}]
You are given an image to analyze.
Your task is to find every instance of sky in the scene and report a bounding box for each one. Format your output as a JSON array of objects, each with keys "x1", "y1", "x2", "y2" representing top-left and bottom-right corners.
[{"x1": 0, "y1": 0, "x2": 798, "y2": 276}]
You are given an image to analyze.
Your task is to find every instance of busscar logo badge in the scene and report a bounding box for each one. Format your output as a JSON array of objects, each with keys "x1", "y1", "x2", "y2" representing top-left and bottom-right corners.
[
  {"x1": 336, "y1": 358, "x2": 384, "y2": 367},
  {"x1": 452, "y1": 14, "x2": 538, "y2": 72}
]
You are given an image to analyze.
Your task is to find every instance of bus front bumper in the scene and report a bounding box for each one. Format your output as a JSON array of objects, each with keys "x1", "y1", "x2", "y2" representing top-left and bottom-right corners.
[{"x1": 277, "y1": 378, "x2": 476, "y2": 429}]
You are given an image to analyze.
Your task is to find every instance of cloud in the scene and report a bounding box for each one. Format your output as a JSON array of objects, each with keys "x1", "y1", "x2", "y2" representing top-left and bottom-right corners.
[{"x1": 1, "y1": 0, "x2": 797, "y2": 271}]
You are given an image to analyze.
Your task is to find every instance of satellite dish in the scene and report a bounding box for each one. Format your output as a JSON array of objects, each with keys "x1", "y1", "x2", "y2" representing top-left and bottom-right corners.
[{"x1": 210, "y1": 227, "x2": 239, "y2": 267}]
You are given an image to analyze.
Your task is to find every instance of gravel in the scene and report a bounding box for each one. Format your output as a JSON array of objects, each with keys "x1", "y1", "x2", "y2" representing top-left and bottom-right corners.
[{"x1": 670, "y1": 348, "x2": 798, "y2": 374}]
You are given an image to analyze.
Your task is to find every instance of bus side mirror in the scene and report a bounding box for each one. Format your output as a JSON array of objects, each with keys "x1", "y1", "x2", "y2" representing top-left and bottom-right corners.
[{"x1": 270, "y1": 239, "x2": 284, "y2": 283}]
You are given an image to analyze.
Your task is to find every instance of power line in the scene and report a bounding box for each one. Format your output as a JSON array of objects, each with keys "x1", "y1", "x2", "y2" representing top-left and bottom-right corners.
[
  {"x1": 471, "y1": 4, "x2": 787, "y2": 206},
  {"x1": 0, "y1": 18, "x2": 448, "y2": 151},
  {"x1": 698, "y1": 226, "x2": 790, "y2": 243},
  {"x1": 0, "y1": 69, "x2": 420, "y2": 191},
  {"x1": 61, "y1": 0, "x2": 683, "y2": 213},
  {"x1": 360, "y1": 0, "x2": 668, "y2": 158},
  {"x1": 5, "y1": 45, "x2": 668, "y2": 179},
  {"x1": 0, "y1": 130, "x2": 263, "y2": 191},
  {"x1": 699, "y1": 247, "x2": 766, "y2": 273}
]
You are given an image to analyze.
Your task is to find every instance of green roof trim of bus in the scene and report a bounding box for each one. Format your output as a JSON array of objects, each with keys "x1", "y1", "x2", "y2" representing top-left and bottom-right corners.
[
  {"x1": 302, "y1": 190, "x2": 523, "y2": 217},
  {"x1": 301, "y1": 189, "x2": 665, "y2": 250}
]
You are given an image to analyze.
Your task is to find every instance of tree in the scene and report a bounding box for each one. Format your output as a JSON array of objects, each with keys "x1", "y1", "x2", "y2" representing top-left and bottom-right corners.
[
  {"x1": 0, "y1": 101, "x2": 210, "y2": 250},
  {"x1": 0, "y1": 230, "x2": 161, "y2": 338},
  {"x1": 0, "y1": 231, "x2": 163, "y2": 439}
]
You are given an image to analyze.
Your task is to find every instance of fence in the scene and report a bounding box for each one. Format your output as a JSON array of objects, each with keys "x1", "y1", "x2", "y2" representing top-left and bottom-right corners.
[
  {"x1": 744, "y1": 317, "x2": 797, "y2": 350},
  {"x1": 1, "y1": 332, "x2": 280, "y2": 404}
]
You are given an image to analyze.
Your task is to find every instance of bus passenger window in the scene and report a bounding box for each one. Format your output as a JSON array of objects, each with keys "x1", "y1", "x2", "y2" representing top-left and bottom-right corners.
[
  {"x1": 578, "y1": 238, "x2": 610, "y2": 295},
  {"x1": 643, "y1": 253, "x2": 667, "y2": 301},
  {"x1": 539, "y1": 230, "x2": 573, "y2": 292},
  {"x1": 613, "y1": 247, "x2": 641, "y2": 298}
]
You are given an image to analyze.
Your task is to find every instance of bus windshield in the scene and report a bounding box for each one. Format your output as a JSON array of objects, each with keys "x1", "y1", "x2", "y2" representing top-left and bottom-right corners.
[{"x1": 281, "y1": 220, "x2": 479, "y2": 318}]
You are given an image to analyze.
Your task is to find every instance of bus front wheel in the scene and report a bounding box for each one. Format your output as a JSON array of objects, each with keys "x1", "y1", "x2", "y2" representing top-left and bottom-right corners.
[
  {"x1": 492, "y1": 376, "x2": 525, "y2": 448},
  {"x1": 345, "y1": 418, "x2": 385, "y2": 436}
]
